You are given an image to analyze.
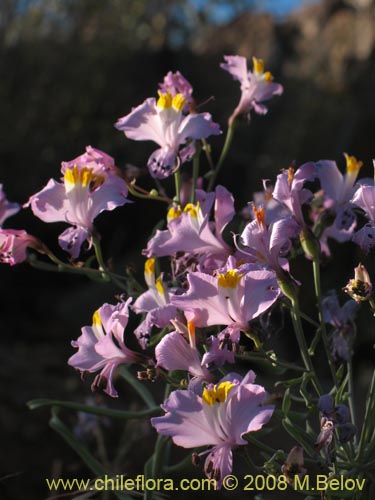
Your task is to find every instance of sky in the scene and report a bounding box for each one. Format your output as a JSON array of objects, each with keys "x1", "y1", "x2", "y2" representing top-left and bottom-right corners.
[{"x1": 192, "y1": 0, "x2": 319, "y2": 23}]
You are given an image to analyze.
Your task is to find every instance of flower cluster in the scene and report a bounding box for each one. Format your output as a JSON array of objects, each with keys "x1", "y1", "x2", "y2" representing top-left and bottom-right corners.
[{"x1": 3, "y1": 54, "x2": 374, "y2": 496}]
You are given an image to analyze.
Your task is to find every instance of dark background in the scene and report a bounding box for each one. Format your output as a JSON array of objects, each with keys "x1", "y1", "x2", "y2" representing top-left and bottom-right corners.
[{"x1": 1, "y1": 0, "x2": 375, "y2": 498}]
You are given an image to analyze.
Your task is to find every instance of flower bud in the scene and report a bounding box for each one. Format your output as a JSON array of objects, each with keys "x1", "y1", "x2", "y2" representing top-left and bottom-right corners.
[
  {"x1": 343, "y1": 263, "x2": 372, "y2": 303},
  {"x1": 300, "y1": 228, "x2": 320, "y2": 260},
  {"x1": 281, "y1": 446, "x2": 307, "y2": 486}
]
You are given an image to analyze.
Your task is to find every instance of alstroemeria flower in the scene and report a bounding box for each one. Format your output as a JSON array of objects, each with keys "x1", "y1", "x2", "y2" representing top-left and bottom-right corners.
[
  {"x1": 28, "y1": 163, "x2": 129, "y2": 258},
  {"x1": 115, "y1": 92, "x2": 221, "y2": 179},
  {"x1": 132, "y1": 258, "x2": 178, "y2": 349},
  {"x1": 145, "y1": 186, "x2": 234, "y2": 270},
  {"x1": 201, "y1": 332, "x2": 237, "y2": 369},
  {"x1": 155, "y1": 322, "x2": 213, "y2": 383},
  {"x1": 171, "y1": 256, "x2": 280, "y2": 340},
  {"x1": 237, "y1": 205, "x2": 299, "y2": 276},
  {"x1": 221, "y1": 55, "x2": 283, "y2": 125},
  {"x1": 351, "y1": 162, "x2": 375, "y2": 252},
  {"x1": 322, "y1": 290, "x2": 358, "y2": 361},
  {"x1": 0, "y1": 229, "x2": 42, "y2": 266},
  {"x1": 152, "y1": 370, "x2": 274, "y2": 486},
  {"x1": 0, "y1": 184, "x2": 20, "y2": 226},
  {"x1": 68, "y1": 299, "x2": 143, "y2": 397},
  {"x1": 272, "y1": 162, "x2": 317, "y2": 227},
  {"x1": 313, "y1": 155, "x2": 362, "y2": 255},
  {"x1": 61, "y1": 146, "x2": 118, "y2": 177}
]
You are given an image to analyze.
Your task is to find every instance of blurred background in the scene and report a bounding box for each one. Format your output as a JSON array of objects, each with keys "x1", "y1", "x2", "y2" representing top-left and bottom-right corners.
[{"x1": 1, "y1": 0, "x2": 375, "y2": 498}]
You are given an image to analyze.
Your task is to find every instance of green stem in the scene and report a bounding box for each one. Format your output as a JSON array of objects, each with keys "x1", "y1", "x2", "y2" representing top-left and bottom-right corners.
[
  {"x1": 312, "y1": 255, "x2": 337, "y2": 387},
  {"x1": 126, "y1": 181, "x2": 172, "y2": 203},
  {"x1": 92, "y1": 234, "x2": 108, "y2": 274},
  {"x1": 174, "y1": 169, "x2": 181, "y2": 205},
  {"x1": 347, "y1": 359, "x2": 357, "y2": 445},
  {"x1": 290, "y1": 296, "x2": 322, "y2": 396},
  {"x1": 27, "y1": 398, "x2": 162, "y2": 419},
  {"x1": 190, "y1": 142, "x2": 201, "y2": 204},
  {"x1": 28, "y1": 254, "x2": 128, "y2": 286},
  {"x1": 357, "y1": 370, "x2": 375, "y2": 461},
  {"x1": 49, "y1": 408, "x2": 132, "y2": 500},
  {"x1": 235, "y1": 351, "x2": 306, "y2": 372},
  {"x1": 207, "y1": 122, "x2": 236, "y2": 191},
  {"x1": 201, "y1": 138, "x2": 214, "y2": 170}
]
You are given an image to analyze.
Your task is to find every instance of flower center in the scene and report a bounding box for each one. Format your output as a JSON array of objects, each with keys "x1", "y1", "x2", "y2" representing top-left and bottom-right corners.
[
  {"x1": 202, "y1": 381, "x2": 236, "y2": 406},
  {"x1": 218, "y1": 269, "x2": 242, "y2": 288},
  {"x1": 183, "y1": 202, "x2": 200, "y2": 218},
  {"x1": 157, "y1": 91, "x2": 186, "y2": 111},
  {"x1": 64, "y1": 165, "x2": 104, "y2": 190},
  {"x1": 252, "y1": 57, "x2": 274, "y2": 83}
]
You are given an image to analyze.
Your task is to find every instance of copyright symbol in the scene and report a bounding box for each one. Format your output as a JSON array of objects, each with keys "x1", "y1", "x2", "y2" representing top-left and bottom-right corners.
[{"x1": 222, "y1": 475, "x2": 238, "y2": 490}]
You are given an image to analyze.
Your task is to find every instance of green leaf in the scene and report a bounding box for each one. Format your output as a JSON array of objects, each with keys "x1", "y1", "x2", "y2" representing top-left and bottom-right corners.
[
  {"x1": 49, "y1": 407, "x2": 133, "y2": 500},
  {"x1": 28, "y1": 398, "x2": 162, "y2": 419}
]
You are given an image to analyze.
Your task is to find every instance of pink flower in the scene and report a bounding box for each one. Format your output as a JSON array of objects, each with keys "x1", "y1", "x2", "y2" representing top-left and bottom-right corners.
[
  {"x1": 132, "y1": 258, "x2": 178, "y2": 348},
  {"x1": 145, "y1": 186, "x2": 234, "y2": 269},
  {"x1": 0, "y1": 229, "x2": 41, "y2": 266},
  {"x1": 115, "y1": 92, "x2": 221, "y2": 179},
  {"x1": 61, "y1": 146, "x2": 118, "y2": 177},
  {"x1": 155, "y1": 322, "x2": 213, "y2": 383},
  {"x1": 68, "y1": 299, "x2": 143, "y2": 398},
  {"x1": 152, "y1": 370, "x2": 274, "y2": 486},
  {"x1": 238, "y1": 205, "x2": 299, "y2": 276},
  {"x1": 313, "y1": 155, "x2": 362, "y2": 255},
  {"x1": 221, "y1": 55, "x2": 283, "y2": 125},
  {"x1": 171, "y1": 256, "x2": 280, "y2": 339},
  {"x1": 350, "y1": 161, "x2": 375, "y2": 253},
  {"x1": 28, "y1": 159, "x2": 129, "y2": 258}
]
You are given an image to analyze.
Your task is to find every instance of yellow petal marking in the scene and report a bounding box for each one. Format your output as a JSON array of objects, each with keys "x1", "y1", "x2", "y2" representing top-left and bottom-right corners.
[
  {"x1": 183, "y1": 202, "x2": 200, "y2": 218},
  {"x1": 92, "y1": 309, "x2": 102, "y2": 326},
  {"x1": 252, "y1": 57, "x2": 265, "y2": 74},
  {"x1": 167, "y1": 205, "x2": 182, "y2": 220},
  {"x1": 218, "y1": 269, "x2": 242, "y2": 288},
  {"x1": 288, "y1": 166, "x2": 295, "y2": 186},
  {"x1": 145, "y1": 258, "x2": 155, "y2": 276},
  {"x1": 64, "y1": 165, "x2": 103, "y2": 188},
  {"x1": 155, "y1": 276, "x2": 165, "y2": 296},
  {"x1": 172, "y1": 93, "x2": 186, "y2": 111},
  {"x1": 202, "y1": 381, "x2": 236, "y2": 406},
  {"x1": 344, "y1": 153, "x2": 363, "y2": 175},
  {"x1": 252, "y1": 57, "x2": 273, "y2": 83},
  {"x1": 157, "y1": 91, "x2": 173, "y2": 109}
]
